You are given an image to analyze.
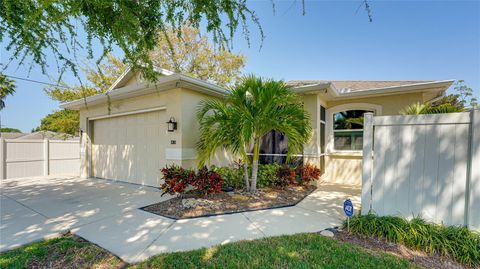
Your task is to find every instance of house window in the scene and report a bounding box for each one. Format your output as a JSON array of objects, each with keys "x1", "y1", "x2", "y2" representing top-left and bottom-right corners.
[
  {"x1": 320, "y1": 105, "x2": 326, "y2": 171},
  {"x1": 333, "y1": 110, "x2": 372, "y2": 151}
]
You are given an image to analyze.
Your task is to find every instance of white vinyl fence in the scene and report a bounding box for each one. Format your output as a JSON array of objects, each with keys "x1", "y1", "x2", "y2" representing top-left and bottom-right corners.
[
  {"x1": 0, "y1": 138, "x2": 80, "y2": 179},
  {"x1": 362, "y1": 110, "x2": 479, "y2": 230}
]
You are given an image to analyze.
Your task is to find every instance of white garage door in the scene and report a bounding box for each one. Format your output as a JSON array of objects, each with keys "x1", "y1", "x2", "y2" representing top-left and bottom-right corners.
[{"x1": 92, "y1": 110, "x2": 166, "y2": 187}]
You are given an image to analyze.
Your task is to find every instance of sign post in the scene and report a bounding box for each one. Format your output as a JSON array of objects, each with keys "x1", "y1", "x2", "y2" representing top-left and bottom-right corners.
[{"x1": 343, "y1": 199, "x2": 354, "y2": 232}]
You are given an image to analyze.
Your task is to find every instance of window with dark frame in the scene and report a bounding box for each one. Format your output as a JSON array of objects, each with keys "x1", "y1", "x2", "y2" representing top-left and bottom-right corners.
[{"x1": 333, "y1": 110, "x2": 372, "y2": 151}]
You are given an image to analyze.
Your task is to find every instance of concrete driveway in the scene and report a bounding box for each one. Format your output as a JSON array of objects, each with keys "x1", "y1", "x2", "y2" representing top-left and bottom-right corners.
[{"x1": 1, "y1": 176, "x2": 360, "y2": 263}]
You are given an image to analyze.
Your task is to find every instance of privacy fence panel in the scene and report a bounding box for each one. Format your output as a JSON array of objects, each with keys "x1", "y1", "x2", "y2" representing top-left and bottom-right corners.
[
  {"x1": 49, "y1": 141, "x2": 80, "y2": 175},
  {"x1": 362, "y1": 110, "x2": 479, "y2": 230},
  {"x1": 0, "y1": 138, "x2": 80, "y2": 179}
]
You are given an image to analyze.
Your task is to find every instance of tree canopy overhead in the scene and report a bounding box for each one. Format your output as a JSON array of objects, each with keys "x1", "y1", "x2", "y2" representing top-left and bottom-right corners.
[
  {"x1": 44, "y1": 54, "x2": 127, "y2": 103},
  {"x1": 150, "y1": 25, "x2": 246, "y2": 86},
  {"x1": 1, "y1": 0, "x2": 261, "y2": 82},
  {"x1": 1, "y1": 1, "x2": 376, "y2": 84}
]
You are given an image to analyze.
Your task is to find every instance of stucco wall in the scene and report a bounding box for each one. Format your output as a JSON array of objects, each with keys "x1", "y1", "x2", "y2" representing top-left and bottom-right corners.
[
  {"x1": 326, "y1": 92, "x2": 429, "y2": 115},
  {"x1": 180, "y1": 89, "x2": 236, "y2": 168}
]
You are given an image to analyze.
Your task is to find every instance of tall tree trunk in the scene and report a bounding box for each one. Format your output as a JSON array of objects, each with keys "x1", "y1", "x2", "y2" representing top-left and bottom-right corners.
[
  {"x1": 243, "y1": 160, "x2": 250, "y2": 192},
  {"x1": 250, "y1": 139, "x2": 260, "y2": 193}
]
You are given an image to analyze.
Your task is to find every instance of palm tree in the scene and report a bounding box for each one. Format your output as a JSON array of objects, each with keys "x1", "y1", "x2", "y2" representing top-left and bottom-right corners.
[
  {"x1": 400, "y1": 102, "x2": 430, "y2": 115},
  {"x1": 400, "y1": 101, "x2": 464, "y2": 115},
  {"x1": 0, "y1": 74, "x2": 16, "y2": 110},
  {"x1": 196, "y1": 75, "x2": 312, "y2": 192}
]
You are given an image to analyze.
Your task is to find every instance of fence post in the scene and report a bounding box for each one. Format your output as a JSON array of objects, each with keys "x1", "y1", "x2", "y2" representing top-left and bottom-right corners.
[
  {"x1": 0, "y1": 138, "x2": 5, "y2": 179},
  {"x1": 361, "y1": 112, "x2": 374, "y2": 214},
  {"x1": 43, "y1": 138, "x2": 49, "y2": 176},
  {"x1": 468, "y1": 109, "x2": 480, "y2": 230}
]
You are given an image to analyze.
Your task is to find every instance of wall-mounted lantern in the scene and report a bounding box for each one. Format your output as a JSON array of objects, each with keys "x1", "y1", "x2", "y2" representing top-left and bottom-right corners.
[{"x1": 167, "y1": 117, "x2": 177, "y2": 132}]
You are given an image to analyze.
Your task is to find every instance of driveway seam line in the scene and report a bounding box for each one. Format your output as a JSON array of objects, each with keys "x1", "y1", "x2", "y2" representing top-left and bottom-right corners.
[
  {"x1": 1, "y1": 193, "x2": 50, "y2": 219},
  {"x1": 241, "y1": 212, "x2": 266, "y2": 236},
  {"x1": 133, "y1": 219, "x2": 178, "y2": 262}
]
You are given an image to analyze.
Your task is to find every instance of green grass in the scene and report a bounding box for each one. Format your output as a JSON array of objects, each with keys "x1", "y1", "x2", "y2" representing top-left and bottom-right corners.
[
  {"x1": 346, "y1": 214, "x2": 480, "y2": 267},
  {"x1": 0, "y1": 234, "x2": 124, "y2": 269},
  {"x1": 0, "y1": 233, "x2": 417, "y2": 269},
  {"x1": 131, "y1": 233, "x2": 416, "y2": 269}
]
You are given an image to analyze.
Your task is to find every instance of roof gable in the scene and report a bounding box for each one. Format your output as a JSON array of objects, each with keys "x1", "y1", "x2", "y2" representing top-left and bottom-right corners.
[{"x1": 107, "y1": 67, "x2": 175, "y2": 92}]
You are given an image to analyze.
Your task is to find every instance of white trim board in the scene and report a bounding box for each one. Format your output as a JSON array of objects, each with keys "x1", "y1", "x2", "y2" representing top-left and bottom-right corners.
[
  {"x1": 88, "y1": 107, "x2": 167, "y2": 121},
  {"x1": 166, "y1": 148, "x2": 197, "y2": 160}
]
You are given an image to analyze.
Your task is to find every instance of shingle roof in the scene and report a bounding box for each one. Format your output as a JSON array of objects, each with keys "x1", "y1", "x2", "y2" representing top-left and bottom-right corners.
[
  {"x1": 0, "y1": 132, "x2": 27, "y2": 139},
  {"x1": 286, "y1": 80, "x2": 435, "y2": 91}
]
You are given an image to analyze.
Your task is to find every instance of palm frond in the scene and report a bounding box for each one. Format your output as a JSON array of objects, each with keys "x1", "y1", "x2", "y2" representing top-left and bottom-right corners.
[
  {"x1": 196, "y1": 74, "x2": 312, "y2": 166},
  {"x1": 400, "y1": 102, "x2": 430, "y2": 115}
]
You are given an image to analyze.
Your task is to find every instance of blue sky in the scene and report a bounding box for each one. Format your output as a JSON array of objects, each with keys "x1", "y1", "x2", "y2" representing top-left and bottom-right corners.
[{"x1": 2, "y1": 0, "x2": 479, "y2": 132}]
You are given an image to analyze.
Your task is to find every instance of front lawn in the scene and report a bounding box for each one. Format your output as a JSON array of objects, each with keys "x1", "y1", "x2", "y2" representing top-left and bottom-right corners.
[
  {"x1": 0, "y1": 234, "x2": 125, "y2": 269},
  {"x1": 0, "y1": 233, "x2": 416, "y2": 269},
  {"x1": 132, "y1": 233, "x2": 415, "y2": 269}
]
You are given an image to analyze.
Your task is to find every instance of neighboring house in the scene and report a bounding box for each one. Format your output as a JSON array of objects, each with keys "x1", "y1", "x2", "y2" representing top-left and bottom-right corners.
[
  {"x1": 0, "y1": 132, "x2": 27, "y2": 139},
  {"x1": 61, "y1": 68, "x2": 453, "y2": 187},
  {"x1": 17, "y1": 131, "x2": 78, "y2": 140},
  {"x1": 0, "y1": 131, "x2": 78, "y2": 140}
]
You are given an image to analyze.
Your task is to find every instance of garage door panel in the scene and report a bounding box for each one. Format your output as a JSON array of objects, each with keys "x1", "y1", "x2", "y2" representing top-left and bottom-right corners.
[{"x1": 92, "y1": 110, "x2": 166, "y2": 187}]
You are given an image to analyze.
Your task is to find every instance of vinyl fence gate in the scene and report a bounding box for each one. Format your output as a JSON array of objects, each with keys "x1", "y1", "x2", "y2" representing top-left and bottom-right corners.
[
  {"x1": 0, "y1": 138, "x2": 80, "y2": 179},
  {"x1": 361, "y1": 110, "x2": 479, "y2": 230}
]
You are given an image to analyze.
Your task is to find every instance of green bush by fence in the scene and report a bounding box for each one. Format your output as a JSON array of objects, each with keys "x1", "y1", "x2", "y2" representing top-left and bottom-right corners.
[{"x1": 345, "y1": 214, "x2": 480, "y2": 266}]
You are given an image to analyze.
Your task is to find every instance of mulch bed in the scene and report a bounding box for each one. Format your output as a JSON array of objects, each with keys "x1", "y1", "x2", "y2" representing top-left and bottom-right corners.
[
  {"x1": 334, "y1": 230, "x2": 472, "y2": 269},
  {"x1": 142, "y1": 185, "x2": 316, "y2": 219}
]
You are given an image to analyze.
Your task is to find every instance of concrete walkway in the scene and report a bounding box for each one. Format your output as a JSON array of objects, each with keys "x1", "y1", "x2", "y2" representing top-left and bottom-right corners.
[{"x1": 1, "y1": 176, "x2": 360, "y2": 263}]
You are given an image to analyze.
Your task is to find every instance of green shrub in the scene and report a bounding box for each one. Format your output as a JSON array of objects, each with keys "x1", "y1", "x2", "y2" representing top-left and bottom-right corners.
[
  {"x1": 345, "y1": 214, "x2": 480, "y2": 266},
  {"x1": 257, "y1": 163, "x2": 281, "y2": 188},
  {"x1": 210, "y1": 165, "x2": 244, "y2": 189},
  {"x1": 212, "y1": 163, "x2": 310, "y2": 189}
]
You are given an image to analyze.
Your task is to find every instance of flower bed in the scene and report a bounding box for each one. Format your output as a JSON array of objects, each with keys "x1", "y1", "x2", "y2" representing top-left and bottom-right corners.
[
  {"x1": 142, "y1": 184, "x2": 316, "y2": 219},
  {"x1": 142, "y1": 163, "x2": 320, "y2": 219}
]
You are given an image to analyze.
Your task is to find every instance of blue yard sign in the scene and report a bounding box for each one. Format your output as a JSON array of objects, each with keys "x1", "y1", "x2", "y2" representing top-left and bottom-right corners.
[
  {"x1": 344, "y1": 199, "x2": 354, "y2": 232},
  {"x1": 344, "y1": 199, "x2": 354, "y2": 217}
]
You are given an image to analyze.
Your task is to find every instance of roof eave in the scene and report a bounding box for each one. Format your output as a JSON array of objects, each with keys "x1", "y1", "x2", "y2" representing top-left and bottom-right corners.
[
  {"x1": 291, "y1": 82, "x2": 331, "y2": 94},
  {"x1": 292, "y1": 80, "x2": 454, "y2": 99},
  {"x1": 335, "y1": 80, "x2": 454, "y2": 99},
  {"x1": 61, "y1": 74, "x2": 227, "y2": 110}
]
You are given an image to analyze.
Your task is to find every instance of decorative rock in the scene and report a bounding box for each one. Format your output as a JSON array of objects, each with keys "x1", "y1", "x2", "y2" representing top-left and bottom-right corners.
[
  {"x1": 181, "y1": 198, "x2": 215, "y2": 209},
  {"x1": 319, "y1": 230, "x2": 335, "y2": 237},
  {"x1": 181, "y1": 198, "x2": 198, "y2": 209}
]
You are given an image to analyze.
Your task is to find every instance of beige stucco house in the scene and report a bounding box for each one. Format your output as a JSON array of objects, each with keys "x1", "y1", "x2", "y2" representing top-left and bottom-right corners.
[{"x1": 61, "y1": 68, "x2": 453, "y2": 187}]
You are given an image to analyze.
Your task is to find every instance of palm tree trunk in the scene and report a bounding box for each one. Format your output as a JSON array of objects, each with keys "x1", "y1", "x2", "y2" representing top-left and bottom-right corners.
[
  {"x1": 250, "y1": 139, "x2": 260, "y2": 193},
  {"x1": 243, "y1": 161, "x2": 250, "y2": 192}
]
